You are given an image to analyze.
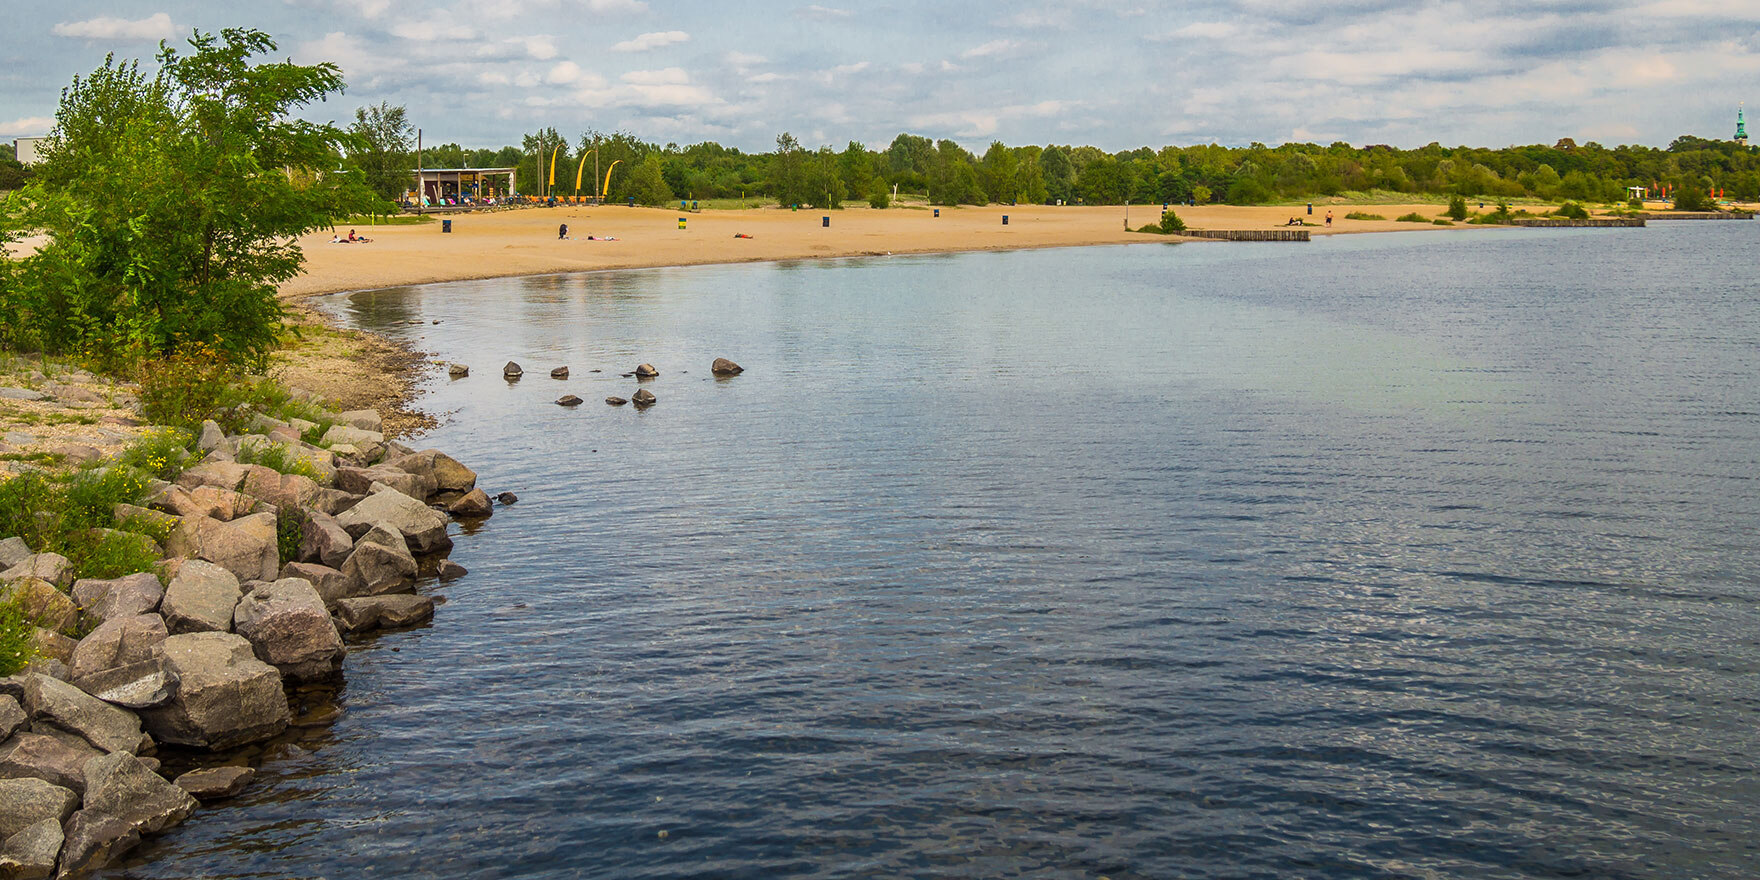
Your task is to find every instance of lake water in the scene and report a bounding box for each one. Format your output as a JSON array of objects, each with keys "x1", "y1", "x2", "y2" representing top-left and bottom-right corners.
[{"x1": 115, "y1": 224, "x2": 1760, "y2": 878}]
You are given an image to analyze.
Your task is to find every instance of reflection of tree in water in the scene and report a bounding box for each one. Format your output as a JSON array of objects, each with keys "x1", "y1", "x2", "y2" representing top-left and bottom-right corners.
[{"x1": 342, "y1": 289, "x2": 421, "y2": 330}]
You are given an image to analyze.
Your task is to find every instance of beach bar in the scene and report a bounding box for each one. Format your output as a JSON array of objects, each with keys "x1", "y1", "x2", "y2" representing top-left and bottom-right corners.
[{"x1": 410, "y1": 166, "x2": 518, "y2": 208}]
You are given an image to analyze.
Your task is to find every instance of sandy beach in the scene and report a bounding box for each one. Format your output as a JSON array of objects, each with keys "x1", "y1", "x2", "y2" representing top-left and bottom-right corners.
[{"x1": 283, "y1": 202, "x2": 1476, "y2": 298}]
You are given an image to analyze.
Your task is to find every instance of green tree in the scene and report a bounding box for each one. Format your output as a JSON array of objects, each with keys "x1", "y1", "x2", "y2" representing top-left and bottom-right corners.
[
  {"x1": 623, "y1": 153, "x2": 673, "y2": 206},
  {"x1": 1040, "y1": 145, "x2": 1074, "y2": 202},
  {"x1": 770, "y1": 132, "x2": 810, "y2": 207},
  {"x1": 981, "y1": 141, "x2": 1019, "y2": 203},
  {"x1": 348, "y1": 101, "x2": 412, "y2": 200},
  {"x1": 1, "y1": 29, "x2": 374, "y2": 367},
  {"x1": 805, "y1": 146, "x2": 847, "y2": 209}
]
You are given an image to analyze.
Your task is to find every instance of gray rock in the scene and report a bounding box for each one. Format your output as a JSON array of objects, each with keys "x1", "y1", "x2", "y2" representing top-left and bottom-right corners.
[
  {"x1": 437, "y1": 559, "x2": 468, "y2": 581},
  {"x1": 306, "y1": 486, "x2": 363, "y2": 517},
  {"x1": 447, "y1": 364, "x2": 469, "y2": 378},
  {"x1": 232, "y1": 579, "x2": 344, "y2": 681},
  {"x1": 631, "y1": 388, "x2": 657, "y2": 407},
  {"x1": 338, "y1": 534, "x2": 417, "y2": 597},
  {"x1": 298, "y1": 510, "x2": 354, "y2": 569},
  {"x1": 0, "y1": 581, "x2": 75, "y2": 635},
  {"x1": 335, "y1": 409, "x2": 383, "y2": 433},
  {"x1": 446, "y1": 488, "x2": 492, "y2": 519},
  {"x1": 69, "y1": 615, "x2": 168, "y2": 680},
  {"x1": 0, "y1": 734, "x2": 95, "y2": 794},
  {"x1": 550, "y1": 366, "x2": 569, "y2": 379},
  {"x1": 495, "y1": 492, "x2": 518, "y2": 505},
  {"x1": 386, "y1": 450, "x2": 477, "y2": 495},
  {"x1": 556, "y1": 395, "x2": 583, "y2": 406},
  {"x1": 29, "y1": 630, "x2": 74, "y2": 667},
  {"x1": 0, "y1": 389, "x2": 44, "y2": 402},
  {"x1": 56, "y1": 809, "x2": 141, "y2": 878},
  {"x1": 333, "y1": 465, "x2": 434, "y2": 500},
  {"x1": 82, "y1": 751, "x2": 197, "y2": 834},
  {"x1": 174, "y1": 460, "x2": 249, "y2": 493},
  {"x1": 197, "y1": 419, "x2": 226, "y2": 453},
  {"x1": 173, "y1": 765, "x2": 254, "y2": 801},
  {"x1": 164, "y1": 512, "x2": 279, "y2": 583},
  {"x1": 0, "y1": 539, "x2": 29, "y2": 571},
  {"x1": 71, "y1": 659, "x2": 177, "y2": 709},
  {"x1": 0, "y1": 778, "x2": 76, "y2": 839},
  {"x1": 70, "y1": 573, "x2": 163, "y2": 626},
  {"x1": 160, "y1": 560, "x2": 240, "y2": 635},
  {"x1": 140, "y1": 633, "x2": 289, "y2": 750},
  {"x1": 333, "y1": 595, "x2": 435, "y2": 633},
  {"x1": 0, "y1": 555, "x2": 72, "y2": 590},
  {"x1": 321, "y1": 424, "x2": 383, "y2": 449},
  {"x1": 0, "y1": 698, "x2": 22, "y2": 743},
  {"x1": 240, "y1": 467, "x2": 319, "y2": 512},
  {"x1": 605, "y1": 396, "x2": 628, "y2": 406},
  {"x1": 20, "y1": 675, "x2": 146, "y2": 755},
  {"x1": 711, "y1": 357, "x2": 743, "y2": 375},
  {"x1": 0, "y1": 816, "x2": 61, "y2": 879},
  {"x1": 279, "y1": 562, "x2": 350, "y2": 607},
  {"x1": 634, "y1": 363, "x2": 659, "y2": 377},
  {"x1": 336, "y1": 490, "x2": 452, "y2": 555},
  {"x1": 503, "y1": 361, "x2": 523, "y2": 377}
]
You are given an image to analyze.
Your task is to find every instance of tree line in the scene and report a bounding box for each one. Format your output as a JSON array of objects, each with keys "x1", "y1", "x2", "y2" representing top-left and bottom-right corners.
[{"x1": 350, "y1": 111, "x2": 1760, "y2": 209}]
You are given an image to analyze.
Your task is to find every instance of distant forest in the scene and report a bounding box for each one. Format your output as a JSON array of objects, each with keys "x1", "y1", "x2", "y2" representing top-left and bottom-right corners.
[{"x1": 352, "y1": 103, "x2": 1760, "y2": 210}]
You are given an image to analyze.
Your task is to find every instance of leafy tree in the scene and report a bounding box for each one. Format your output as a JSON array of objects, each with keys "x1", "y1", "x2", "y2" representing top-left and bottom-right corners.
[
  {"x1": 981, "y1": 141, "x2": 1019, "y2": 203},
  {"x1": 770, "y1": 132, "x2": 809, "y2": 207},
  {"x1": 1673, "y1": 187, "x2": 1712, "y2": 211},
  {"x1": 837, "y1": 141, "x2": 872, "y2": 199},
  {"x1": 1446, "y1": 195, "x2": 1469, "y2": 220},
  {"x1": 623, "y1": 153, "x2": 673, "y2": 206},
  {"x1": 1040, "y1": 145, "x2": 1074, "y2": 202},
  {"x1": 805, "y1": 146, "x2": 847, "y2": 209},
  {"x1": 348, "y1": 101, "x2": 412, "y2": 200},
  {"x1": 1, "y1": 29, "x2": 374, "y2": 367}
]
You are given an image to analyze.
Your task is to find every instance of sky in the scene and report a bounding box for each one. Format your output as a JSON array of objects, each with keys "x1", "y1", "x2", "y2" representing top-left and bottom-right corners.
[{"x1": 2, "y1": 0, "x2": 1757, "y2": 154}]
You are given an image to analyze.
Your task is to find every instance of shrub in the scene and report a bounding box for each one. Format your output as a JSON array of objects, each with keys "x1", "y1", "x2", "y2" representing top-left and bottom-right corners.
[
  {"x1": 235, "y1": 440, "x2": 324, "y2": 482},
  {"x1": 277, "y1": 506, "x2": 307, "y2": 566},
  {"x1": 1135, "y1": 223, "x2": 1164, "y2": 234},
  {"x1": 1470, "y1": 203, "x2": 1514, "y2": 225},
  {"x1": 1432, "y1": 219, "x2": 1454, "y2": 226},
  {"x1": 0, "y1": 596, "x2": 36, "y2": 676},
  {"x1": 1554, "y1": 202, "x2": 1589, "y2": 220},
  {"x1": 1159, "y1": 210, "x2": 1186, "y2": 233},
  {"x1": 1628, "y1": 197, "x2": 1644, "y2": 210},
  {"x1": 116, "y1": 428, "x2": 194, "y2": 481},
  {"x1": 868, "y1": 190, "x2": 889, "y2": 209},
  {"x1": 1673, "y1": 187, "x2": 1711, "y2": 211},
  {"x1": 1396, "y1": 213, "x2": 1428, "y2": 222},
  {"x1": 1344, "y1": 211, "x2": 1385, "y2": 221},
  {"x1": 0, "y1": 472, "x2": 62, "y2": 552},
  {"x1": 1446, "y1": 195, "x2": 1469, "y2": 220},
  {"x1": 62, "y1": 529, "x2": 162, "y2": 581},
  {"x1": 63, "y1": 466, "x2": 152, "y2": 532},
  {"x1": 138, "y1": 343, "x2": 233, "y2": 430}
]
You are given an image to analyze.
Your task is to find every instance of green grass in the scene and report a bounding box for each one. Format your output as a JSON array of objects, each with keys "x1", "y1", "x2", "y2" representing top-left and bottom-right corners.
[
  {"x1": 0, "y1": 403, "x2": 99, "y2": 427},
  {"x1": 114, "y1": 428, "x2": 194, "y2": 481},
  {"x1": 1344, "y1": 211, "x2": 1386, "y2": 221},
  {"x1": 1395, "y1": 212, "x2": 1430, "y2": 222},
  {"x1": 235, "y1": 440, "x2": 326, "y2": 482},
  {"x1": 0, "y1": 596, "x2": 36, "y2": 675},
  {"x1": 1432, "y1": 219, "x2": 1454, "y2": 226},
  {"x1": 62, "y1": 529, "x2": 162, "y2": 581},
  {"x1": 339, "y1": 213, "x2": 434, "y2": 226}
]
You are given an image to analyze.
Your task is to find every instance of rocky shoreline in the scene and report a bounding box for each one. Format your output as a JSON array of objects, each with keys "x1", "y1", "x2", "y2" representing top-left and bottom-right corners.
[{"x1": 0, "y1": 404, "x2": 490, "y2": 878}]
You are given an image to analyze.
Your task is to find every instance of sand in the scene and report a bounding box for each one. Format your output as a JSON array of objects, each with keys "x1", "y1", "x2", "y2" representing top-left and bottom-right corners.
[{"x1": 283, "y1": 202, "x2": 1476, "y2": 298}]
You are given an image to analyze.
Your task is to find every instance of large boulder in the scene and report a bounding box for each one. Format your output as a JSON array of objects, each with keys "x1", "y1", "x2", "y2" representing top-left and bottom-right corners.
[
  {"x1": 0, "y1": 778, "x2": 76, "y2": 839},
  {"x1": 305, "y1": 486, "x2": 361, "y2": 517},
  {"x1": 157, "y1": 484, "x2": 259, "y2": 522},
  {"x1": 56, "y1": 809, "x2": 141, "y2": 878},
  {"x1": 279, "y1": 562, "x2": 350, "y2": 607},
  {"x1": 240, "y1": 467, "x2": 320, "y2": 513},
  {"x1": 336, "y1": 490, "x2": 451, "y2": 555},
  {"x1": 0, "y1": 581, "x2": 75, "y2": 635},
  {"x1": 70, "y1": 573, "x2": 163, "y2": 626},
  {"x1": 20, "y1": 675, "x2": 146, "y2": 755},
  {"x1": 69, "y1": 615, "x2": 167, "y2": 680},
  {"x1": 386, "y1": 450, "x2": 477, "y2": 495},
  {"x1": 446, "y1": 488, "x2": 493, "y2": 519},
  {"x1": 334, "y1": 595, "x2": 435, "y2": 633},
  {"x1": 0, "y1": 539, "x2": 30, "y2": 571},
  {"x1": 338, "y1": 525, "x2": 417, "y2": 596},
  {"x1": 711, "y1": 357, "x2": 743, "y2": 375},
  {"x1": 336, "y1": 409, "x2": 382, "y2": 432},
  {"x1": 0, "y1": 734, "x2": 96, "y2": 794},
  {"x1": 29, "y1": 630, "x2": 74, "y2": 667},
  {"x1": 0, "y1": 698, "x2": 22, "y2": 742},
  {"x1": 333, "y1": 466, "x2": 434, "y2": 501},
  {"x1": 174, "y1": 765, "x2": 254, "y2": 801},
  {"x1": 71, "y1": 659, "x2": 177, "y2": 710},
  {"x1": 160, "y1": 560, "x2": 240, "y2": 635},
  {"x1": 174, "y1": 460, "x2": 249, "y2": 493},
  {"x1": 232, "y1": 579, "x2": 344, "y2": 681},
  {"x1": 298, "y1": 510, "x2": 354, "y2": 569},
  {"x1": 164, "y1": 513, "x2": 278, "y2": 583},
  {"x1": 634, "y1": 363, "x2": 659, "y2": 378},
  {"x1": 82, "y1": 751, "x2": 197, "y2": 834},
  {"x1": 140, "y1": 633, "x2": 289, "y2": 750},
  {"x1": 0, "y1": 816, "x2": 61, "y2": 879},
  {"x1": 0, "y1": 556, "x2": 72, "y2": 591}
]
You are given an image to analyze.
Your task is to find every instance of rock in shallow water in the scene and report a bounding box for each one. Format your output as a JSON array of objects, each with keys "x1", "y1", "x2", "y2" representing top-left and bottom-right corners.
[
  {"x1": 605, "y1": 396, "x2": 627, "y2": 406},
  {"x1": 711, "y1": 357, "x2": 743, "y2": 375},
  {"x1": 173, "y1": 766, "x2": 255, "y2": 801},
  {"x1": 634, "y1": 363, "x2": 658, "y2": 378},
  {"x1": 556, "y1": 395, "x2": 583, "y2": 407},
  {"x1": 503, "y1": 361, "x2": 523, "y2": 378},
  {"x1": 550, "y1": 366, "x2": 569, "y2": 379},
  {"x1": 632, "y1": 388, "x2": 657, "y2": 407}
]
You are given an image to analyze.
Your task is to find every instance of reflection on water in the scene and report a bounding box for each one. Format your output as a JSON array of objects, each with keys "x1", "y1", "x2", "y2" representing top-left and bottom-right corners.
[{"x1": 115, "y1": 225, "x2": 1760, "y2": 879}]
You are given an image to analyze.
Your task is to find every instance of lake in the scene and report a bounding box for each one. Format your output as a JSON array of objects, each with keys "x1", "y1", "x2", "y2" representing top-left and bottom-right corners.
[{"x1": 115, "y1": 223, "x2": 1760, "y2": 878}]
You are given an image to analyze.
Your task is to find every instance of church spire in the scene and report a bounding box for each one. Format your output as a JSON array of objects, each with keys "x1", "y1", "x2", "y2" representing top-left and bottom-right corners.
[{"x1": 1738, "y1": 104, "x2": 1749, "y2": 146}]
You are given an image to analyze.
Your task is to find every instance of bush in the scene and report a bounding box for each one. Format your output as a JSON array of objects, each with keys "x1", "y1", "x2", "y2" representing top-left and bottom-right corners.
[
  {"x1": 1628, "y1": 197, "x2": 1644, "y2": 210},
  {"x1": 235, "y1": 440, "x2": 324, "y2": 482},
  {"x1": 1554, "y1": 202, "x2": 1589, "y2": 220},
  {"x1": 138, "y1": 343, "x2": 233, "y2": 430},
  {"x1": 277, "y1": 506, "x2": 307, "y2": 566},
  {"x1": 1135, "y1": 224, "x2": 1164, "y2": 233},
  {"x1": 0, "y1": 596, "x2": 36, "y2": 676},
  {"x1": 1673, "y1": 187, "x2": 1711, "y2": 211},
  {"x1": 116, "y1": 428, "x2": 194, "y2": 482},
  {"x1": 62, "y1": 529, "x2": 162, "y2": 581},
  {"x1": 1344, "y1": 211, "x2": 1385, "y2": 221},
  {"x1": 1159, "y1": 210, "x2": 1186, "y2": 233},
  {"x1": 1470, "y1": 203, "x2": 1514, "y2": 225},
  {"x1": 868, "y1": 190, "x2": 889, "y2": 209},
  {"x1": 1445, "y1": 195, "x2": 1469, "y2": 221},
  {"x1": 1432, "y1": 219, "x2": 1454, "y2": 226},
  {"x1": 1395, "y1": 213, "x2": 1428, "y2": 222}
]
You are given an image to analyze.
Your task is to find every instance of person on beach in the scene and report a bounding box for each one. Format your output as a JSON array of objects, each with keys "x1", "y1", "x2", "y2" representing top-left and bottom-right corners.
[
  {"x1": 1325, "y1": 211, "x2": 1333, "y2": 227},
  {"x1": 559, "y1": 223, "x2": 569, "y2": 240}
]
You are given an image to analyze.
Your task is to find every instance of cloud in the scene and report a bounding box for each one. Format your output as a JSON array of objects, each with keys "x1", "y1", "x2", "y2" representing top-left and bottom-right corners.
[
  {"x1": 621, "y1": 67, "x2": 690, "y2": 85},
  {"x1": 961, "y1": 39, "x2": 1030, "y2": 59},
  {"x1": 0, "y1": 117, "x2": 55, "y2": 136},
  {"x1": 579, "y1": 0, "x2": 649, "y2": 11},
  {"x1": 725, "y1": 51, "x2": 767, "y2": 68},
  {"x1": 51, "y1": 13, "x2": 175, "y2": 41},
  {"x1": 391, "y1": 19, "x2": 476, "y2": 41},
  {"x1": 797, "y1": 5, "x2": 852, "y2": 19},
  {"x1": 612, "y1": 31, "x2": 690, "y2": 52},
  {"x1": 510, "y1": 35, "x2": 558, "y2": 59}
]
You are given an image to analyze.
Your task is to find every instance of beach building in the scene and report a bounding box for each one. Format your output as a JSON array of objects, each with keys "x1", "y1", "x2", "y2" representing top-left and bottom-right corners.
[
  {"x1": 411, "y1": 166, "x2": 517, "y2": 206},
  {"x1": 12, "y1": 137, "x2": 46, "y2": 165}
]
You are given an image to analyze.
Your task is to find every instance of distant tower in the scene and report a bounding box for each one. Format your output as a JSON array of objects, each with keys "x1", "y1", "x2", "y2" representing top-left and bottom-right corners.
[{"x1": 1738, "y1": 104, "x2": 1749, "y2": 147}]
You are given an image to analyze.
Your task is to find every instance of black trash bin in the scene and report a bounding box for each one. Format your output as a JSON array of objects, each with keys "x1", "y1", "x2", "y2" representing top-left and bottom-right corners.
[{"x1": 442, "y1": 219, "x2": 452, "y2": 233}]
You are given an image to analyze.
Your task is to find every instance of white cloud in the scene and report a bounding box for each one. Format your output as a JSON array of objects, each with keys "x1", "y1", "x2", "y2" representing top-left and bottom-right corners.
[
  {"x1": 547, "y1": 61, "x2": 585, "y2": 84},
  {"x1": 583, "y1": 0, "x2": 648, "y2": 11},
  {"x1": 797, "y1": 5, "x2": 852, "y2": 19},
  {"x1": 391, "y1": 20, "x2": 476, "y2": 41},
  {"x1": 51, "y1": 13, "x2": 175, "y2": 41},
  {"x1": 961, "y1": 39, "x2": 1025, "y2": 59},
  {"x1": 0, "y1": 117, "x2": 55, "y2": 136},
  {"x1": 612, "y1": 31, "x2": 690, "y2": 52},
  {"x1": 747, "y1": 72, "x2": 786, "y2": 83},
  {"x1": 621, "y1": 67, "x2": 690, "y2": 85},
  {"x1": 511, "y1": 35, "x2": 558, "y2": 59}
]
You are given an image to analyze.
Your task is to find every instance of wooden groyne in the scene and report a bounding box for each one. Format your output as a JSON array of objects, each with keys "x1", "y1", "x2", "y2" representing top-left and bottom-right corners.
[
  {"x1": 1634, "y1": 211, "x2": 1754, "y2": 220},
  {"x1": 1183, "y1": 229, "x2": 1310, "y2": 242},
  {"x1": 1512, "y1": 218, "x2": 1646, "y2": 228}
]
